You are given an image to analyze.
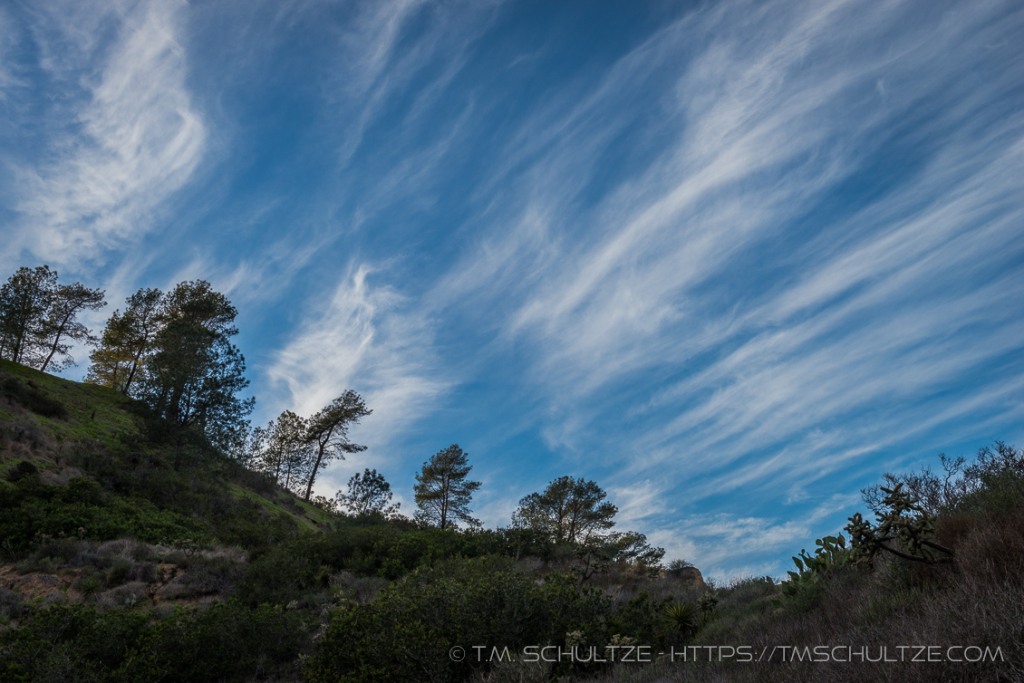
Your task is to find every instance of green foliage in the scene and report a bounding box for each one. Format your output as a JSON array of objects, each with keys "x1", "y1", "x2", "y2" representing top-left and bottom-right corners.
[
  {"x1": 797, "y1": 534, "x2": 850, "y2": 574},
  {"x1": 513, "y1": 475, "x2": 617, "y2": 544},
  {"x1": 781, "y1": 534, "x2": 850, "y2": 608},
  {"x1": 234, "y1": 549, "x2": 320, "y2": 608},
  {"x1": 664, "y1": 600, "x2": 698, "y2": 638},
  {"x1": 862, "y1": 441, "x2": 1024, "y2": 517},
  {"x1": 0, "y1": 601, "x2": 312, "y2": 682},
  {"x1": 606, "y1": 591, "x2": 676, "y2": 648},
  {"x1": 604, "y1": 530, "x2": 666, "y2": 572},
  {"x1": 137, "y1": 280, "x2": 253, "y2": 453},
  {"x1": 0, "y1": 266, "x2": 58, "y2": 367},
  {"x1": 5, "y1": 460, "x2": 40, "y2": 482},
  {"x1": 305, "y1": 556, "x2": 611, "y2": 683},
  {"x1": 0, "y1": 474, "x2": 205, "y2": 550},
  {"x1": 234, "y1": 523, "x2": 525, "y2": 605},
  {"x1": 336, "y1": 468, "x2": 399, "y2": 516},
  {"x1": 30, "y1": 432, "x2": 302, "y2": 551},
  {"x1": 86, "y1": 287, "x2": 163, "y2": 395},
  {"x1": 1, "y1": 375, "x2": 69, "y2": 419},
  {"x1": 414, "y1": 444, "x2": 482, "y2": 529},
  {"x1": 696, "y1": 590, "x2": 719, "y2": 623},
  {"x1": 250, "y1": 410, "x2": 312, "y2": 494},
  {"x1": 0, "y1": 266, "x2": 106, "y2": 373},
  {"x1": 953, "y1": 442, "x2": 1024, "y2": 513},
  {"x1": 39, "y1": 282, "x2": 107, "y2": 373},
  {"x1": 301, "y1": 391, "x2": 371, "y2": 501}
]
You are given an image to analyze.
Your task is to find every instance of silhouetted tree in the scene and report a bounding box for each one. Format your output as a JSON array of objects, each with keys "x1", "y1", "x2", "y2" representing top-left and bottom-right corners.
[
  {"x1": 604, "y1": 530, "x2": 665, "y2": 569},
  {"x1": 302, "y1": 391, "x2": 371, "y2": 501},
  {"x1": 512, "y1": 476, "x2": 617, "y2": 544},
  {"x1": 139, "y1": 280, "x2": 253, "y2": 460},
  {"x1": 229, "y1": 422, "x2": 269, "y2": 470},
  {"x1": 0, "y1": 266, "x2": 57, "y2": 365},
  {"x1": 336, "y1": 468, "x2": 399, "y2": 516},
  {"x1": 414, "y1": 444, "x2": 481, "y2": 529},
  {"x1": 264, "y1": 410, "x2": 314, "y2": 493},
  {"x1": 40, "y1": 282, "x2": 106, "y2": 372}
]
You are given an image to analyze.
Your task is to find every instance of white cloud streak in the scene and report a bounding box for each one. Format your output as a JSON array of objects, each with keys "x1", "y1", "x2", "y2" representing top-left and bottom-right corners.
[
  {"x1": 10, "y1": 0, "x2": 205, "y2": 266},
  {"x1": 265, "y1": 263, "x2": 449, "y2": 458},
  {"x1": 417, "y1": 0, "x2": 1024, "y2": 574},
  {"x1": 649, "y1": 492, "x2": 861, "y2": 579},
  {"x1": 7, "y1": 0, "x2": 1019, "y2": 579}
]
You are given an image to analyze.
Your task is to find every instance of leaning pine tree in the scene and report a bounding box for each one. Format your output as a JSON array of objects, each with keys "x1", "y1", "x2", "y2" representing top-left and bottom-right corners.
[{"x1": 301, "y1": 391, "x2": 371, "y2": 501}]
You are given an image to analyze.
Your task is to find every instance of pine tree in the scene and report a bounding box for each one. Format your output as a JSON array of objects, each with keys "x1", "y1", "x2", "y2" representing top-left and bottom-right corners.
[
  {"x1": 336, "y1": 468, "x2": 400, "y2": 516},
  {"x1": 138, "y1": 280, "x2": 253, "y2": 460},
  {"x1": 0, "y1": 266, "x2": 58, "y2": 366},
  {"x1": 512, "y1": 476, "x2": 617, "y2": 543},
  {"x1": 40, "y1": 282, "x2": 106, "y2": 372},
  {"x1": 413, "y1": 444, "x2": 481, "y2": 529},
  {"x1": 86, "y1": 288, "x2": 162, "y2": 394},
  {"x1": 262, "y1": 410, "x2": 313, "y2": 493},
  {"x1": 301, "y1": 391, "x2": 371, "y2": 501}
]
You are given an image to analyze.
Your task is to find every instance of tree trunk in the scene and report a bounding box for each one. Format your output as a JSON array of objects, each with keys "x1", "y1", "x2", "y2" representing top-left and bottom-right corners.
[
  {"x1": 41, "y1": 315, "x2": 71, "y2": 372},
  {"x1": 123, "y1": 332, "x2": 151, "y2": 394},
  {"x1": 304, "y1": 444, "x2": 327, "y2": 501}
]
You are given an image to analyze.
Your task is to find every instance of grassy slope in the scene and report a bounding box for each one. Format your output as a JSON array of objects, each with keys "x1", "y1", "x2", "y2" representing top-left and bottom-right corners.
[
  {"x1": 0, "y1": 359, "x2": 137, "y2": 451},
  {"x1": 0, "y1": 358, "x2": 330, "y2": 539}
]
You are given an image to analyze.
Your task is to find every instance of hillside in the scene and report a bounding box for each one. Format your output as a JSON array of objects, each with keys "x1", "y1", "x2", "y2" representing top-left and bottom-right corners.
[
  {"x1": 0, "y1": 358, "x2": 338, "y2": 544},
  {"x1": 2, "y1": 360, "x2": 1022, "y2": 683}
]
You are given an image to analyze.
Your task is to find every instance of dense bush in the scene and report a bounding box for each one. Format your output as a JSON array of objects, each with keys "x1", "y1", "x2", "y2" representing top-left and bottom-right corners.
[
  {"x1": 0, "y1": 601, "x2": 313, "y2": 683},
  {"x1": 32, "y1": 441, "x2": 300, "y2": 551},
  {"x1": 605, "y1": 591, "x2": 676, "y2": 650},
  {"x1": 863, "y1": 441, "x2": 1024, "y2": 516},
  {"x1": 0, "y1": 474, "x2": 204, "y2": 550},
  {"x1": 305, "y1": 556, "x2": 612, "y2": 683},
  {"x1": 234, "y1": 549, "x2": 321, "y2": 608},
  {"x1": 577, "y1": 446, "x2": 1024, "y2": 683}
]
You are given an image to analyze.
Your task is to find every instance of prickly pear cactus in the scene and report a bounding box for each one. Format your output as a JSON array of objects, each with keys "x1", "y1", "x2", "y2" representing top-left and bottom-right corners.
[{"x1": 782, "y1": 534, "x2": 849, "y2": 597}]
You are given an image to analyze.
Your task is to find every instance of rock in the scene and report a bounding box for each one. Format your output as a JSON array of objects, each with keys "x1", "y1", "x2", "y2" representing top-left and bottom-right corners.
[{"x1": 674, "y1": 566, "x2": 705, "y2": 587}]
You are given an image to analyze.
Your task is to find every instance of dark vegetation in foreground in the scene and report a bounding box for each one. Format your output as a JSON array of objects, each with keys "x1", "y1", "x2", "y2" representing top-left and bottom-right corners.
[{"x1": 2, "y1": 366, "x2": 1023, "y2": 681}]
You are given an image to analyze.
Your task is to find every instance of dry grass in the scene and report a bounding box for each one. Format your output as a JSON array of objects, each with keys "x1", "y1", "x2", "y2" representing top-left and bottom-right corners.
[{"x1": 576, "y1": 507, "x2": 1024, "y2": 683}]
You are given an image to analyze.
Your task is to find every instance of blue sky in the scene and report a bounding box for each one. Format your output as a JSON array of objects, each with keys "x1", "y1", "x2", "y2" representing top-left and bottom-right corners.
[{"x1": 2, "y1": 0, "x2": 1022, "y2": 579}]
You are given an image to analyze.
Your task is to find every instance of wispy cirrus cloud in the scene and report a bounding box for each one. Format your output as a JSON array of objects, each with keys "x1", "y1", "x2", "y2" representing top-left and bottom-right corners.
[
  {"x1": 648, "y1": 492, "x2": 861, "y2": 577},
  {"x1": 412, "y1": 0, "x2": 1024, "y2": 575},
  {"x1": 321, "y1": 0, "x2": 502, "y2": 173},
  {"x1": 4, "y1": 0, "x2": 1020, "y2": 580},
  {"x1": 265, "y1": 263, "x2": 449, "y2": 449},
  {"x1": 8, "y1": 0, "x2": 205, "y2": 267}
]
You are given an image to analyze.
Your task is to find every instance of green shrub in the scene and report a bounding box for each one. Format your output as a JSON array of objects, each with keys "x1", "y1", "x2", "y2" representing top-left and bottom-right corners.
[
  {"x1": 234, "y1": 550, "x2": 319, "y2": 607},
  {"x1": 5, "y1": 461, "x2": 39, "y2": 483},
  {"x1": 0, "y1": 475, "x2": 205, "y2": 550},
  {"x1": 606, "y1": 591, "x2": 675, "y2": 648},
  {"x1": 175, "y1": 556, "x2": 244, "y2": 596},
  {"x1": 0, "y1": 601, "x2": 312, "y2": 682},
  {"x1": 664, "y1": 600, "x2": 698, "y2": 638},
  {"x1": 305, "y1": 556, "x2": 611, "y2": 683}
]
